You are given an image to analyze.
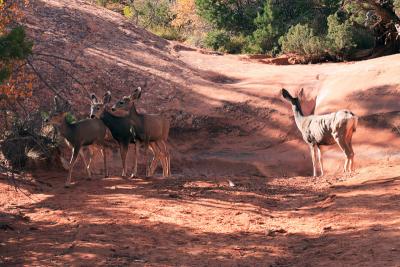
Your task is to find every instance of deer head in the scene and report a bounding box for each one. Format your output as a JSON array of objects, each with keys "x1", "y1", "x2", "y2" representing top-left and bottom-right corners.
[
  {"x1": 111, "y1": 87, "x2": 142, "y2": 113},
  {"x1": 44, "y1": 96, "x2": 71, "y2": 124},
  {"x1": 90, "y1": 91, "x2": 111, "y2": 119},
  {"x1": 282, "y1": 88, "x2": 304, "y2": 116}
]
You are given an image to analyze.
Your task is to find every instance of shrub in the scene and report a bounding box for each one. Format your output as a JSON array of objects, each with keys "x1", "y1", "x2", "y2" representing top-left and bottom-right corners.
[
  {"x1": 279, "y1": 24, "x2": 326, "y2": 59},
  {"x1": 96, "y1": 0, "x2": 107, "y2": 7},
  {"x1": 352, "y1": 27, "x2": 375, "y2": 50},
  {"x1": 151, "y1": 26, "x2": 185, "y2": 41},
  {"x1": 395, "y1": 0, "x2": 400, "y2": 16},
  {"x1": 225, "y1": 35, "x2": 248, "y2": 54},
  {"x1": 203, "y1": 30, "x2": 248, "y2": 54},
  {"x1": 204, "y1": 30, "x2": 230, "y2": 51},
  {"x1": 123, "y1": 5, "x2": 134, "y2": 19},
  {"x1": 326, "y1": 14, "x2": 355, "y2": 59},
  {"x1": 249, "y1": 25, "x2": 276, "y2": 53}
]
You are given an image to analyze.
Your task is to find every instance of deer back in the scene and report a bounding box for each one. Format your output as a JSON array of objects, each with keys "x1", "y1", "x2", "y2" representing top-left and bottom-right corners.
[
  {"x1": 136, "y1": 114, "x2": 169, "y2": 142},
  {"x1": 64, "y1": 118, "x2": 107, "y2": 147}
]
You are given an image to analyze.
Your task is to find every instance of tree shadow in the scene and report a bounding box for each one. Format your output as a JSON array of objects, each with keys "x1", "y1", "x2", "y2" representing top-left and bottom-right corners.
[{"x1": 2, "y1": 171, "x2": 400, "y2": 266}]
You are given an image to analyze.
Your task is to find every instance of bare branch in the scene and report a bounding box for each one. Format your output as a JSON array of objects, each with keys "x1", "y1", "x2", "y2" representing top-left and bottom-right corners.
[
  {"x1": 33, "y1": 52, "x2": 75, "y2": 64},
  {"x1": 31, "y1": 58, "x2": 91, "y2": 98},
  {"x1": 26, "y1": 58, "x2": 67, "y2": 102}
]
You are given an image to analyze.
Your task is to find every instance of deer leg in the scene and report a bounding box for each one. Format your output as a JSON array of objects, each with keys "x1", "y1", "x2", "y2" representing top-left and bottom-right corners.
[
  {"x1": 79, "y1": 149, "x2": 91, "y2": 178},
  {"x1": 158, "y1": 141, "x2": 169, "y2": 177},
  {"x1": 310, "y1": 144, "x2": 317, "y2": 177},
  {"x1": 130, "y1": 143, "x2": 139, "y2": 178},
  {"x1": 148, "y1": 143, "x2": 159, "y2": 176},
  {"x1": 346, "y1": 131, "x2": 355, "y2": 173},
  {"x1": 349, "y1": 142, "x2": 355, "y2": 172},
  {"x1": 66, "y1": 147, "x2": 80, "y2": 187},
  {"x1": 119, "y1": 143, "x2": 128, "y2": 177},
  {"x1": 87, "y1": 147, "x2": 94, "y2": 174},
  {"x1": 102, "y1": 145, "x2": 108, "y2": 178},
  {"x1": 152, "y1": 141, "x2": 167, "y2": 177},
  {"x1": 316, "y1": 146, "x2": 324, "y2": 177},
  {"x1": 345, "y1": 140, "x2": 354, "y2": 173},
  {"x1": 145, "y1": 142, "x2": 150, "y2": 177},
  {"x1": 157, "y1": 141, "x2": 169, "y2": 177},
  {"x1": 163, "y1": 141, "x2": 171, "y2": 177},
  {"x1": 334, "y1": 137, "x2": 351, "y2": 173}
]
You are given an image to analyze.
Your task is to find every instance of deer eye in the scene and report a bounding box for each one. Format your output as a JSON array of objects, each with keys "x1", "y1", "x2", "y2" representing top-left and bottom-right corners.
[
  {"x1": 97, "y1": 107, "x2": 100, "y2": 110},
  {"x1": 119, "y1": 101, "x2": 123, "y2": 105}
]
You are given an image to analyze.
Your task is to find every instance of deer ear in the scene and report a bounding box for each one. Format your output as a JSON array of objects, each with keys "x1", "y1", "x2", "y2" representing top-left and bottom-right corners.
[
  {"x1": 281, "y1": 88, "x2": 293, "y2": 101},
  {"x1": 54, "y1": 96, "x2": 60, "y2": 111},
  {"x1": 90, "y1": 93, "x2": 98, "y2": 104},
  {"x1": 131, "y1": 87, "x2": 142, "y2": 100},
  {"x1": 103, "y1": 91, "x2": 111, "y2": 104},
  {"x1": 298, "y1": 88, "x2": 304, "y2": 98}
]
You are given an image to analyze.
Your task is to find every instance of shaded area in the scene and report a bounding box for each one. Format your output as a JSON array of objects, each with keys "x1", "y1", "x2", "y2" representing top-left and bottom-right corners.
[{"x1": 1, "y1": 165, "x2": 400, "y2": 266}]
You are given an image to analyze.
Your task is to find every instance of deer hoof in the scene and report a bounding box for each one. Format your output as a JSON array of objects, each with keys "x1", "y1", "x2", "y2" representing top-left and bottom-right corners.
[{"x1": 64, "y1": 182, "x2": 72, "y2": 188}]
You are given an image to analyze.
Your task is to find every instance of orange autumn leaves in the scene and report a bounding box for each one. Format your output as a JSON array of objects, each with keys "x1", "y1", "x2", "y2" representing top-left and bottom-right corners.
[
  {"x1": 0, "y1": 0, "x2": 34, "y2": 100},
  {"x1": 171, "y1": 0, "x2": 203, "y2": 31}
]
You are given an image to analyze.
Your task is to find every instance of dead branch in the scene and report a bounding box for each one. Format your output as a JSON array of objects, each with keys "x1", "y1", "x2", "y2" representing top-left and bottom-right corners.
[{"x1": 26, "y1": 58, "x2": 67, "y2": 102}]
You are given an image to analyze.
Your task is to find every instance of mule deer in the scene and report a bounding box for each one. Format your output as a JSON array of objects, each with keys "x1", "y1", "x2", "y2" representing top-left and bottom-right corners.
[
  {"x1": 90, "y1": 91, "x2": 164, "y2": 177},
  {"x1": 281, "y1": 88, "x2": 358, "y2": 177},
  {"x1": 46, "y1": 96, "x2": 108, "y2": 187},
  {"x1": 111, "y1": 87, "x2": 171, "y2": 177}
]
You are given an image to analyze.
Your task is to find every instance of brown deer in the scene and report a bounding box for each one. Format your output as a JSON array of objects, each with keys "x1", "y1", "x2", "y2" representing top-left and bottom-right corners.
[
  {"x1": 46, "y1": 96, "x2": 108, "y2": 187},
  {"x1": 282, "y1": 88, "x2": 357, "y2": 177},
  {"x1": 90, "y1": 91, "x2": 165, "y2": 177},
  {"x1": 111, "y1": 87, "x2": 171, "y2": 177}
]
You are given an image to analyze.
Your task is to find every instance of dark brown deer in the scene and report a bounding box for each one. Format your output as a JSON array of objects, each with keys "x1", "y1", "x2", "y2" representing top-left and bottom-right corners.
[
  {"x1": 90, "y1": 91, "x2": 165, "y2": 177},
  {"x1": 46, "y1": 96, "x2": 108, "y2": 187},
  {"x1": 111, "y1": 87, "x2": 171, "y2": 177},
  {"x1": 282, "y1": 88, "x2": 357, "y2": 177}
]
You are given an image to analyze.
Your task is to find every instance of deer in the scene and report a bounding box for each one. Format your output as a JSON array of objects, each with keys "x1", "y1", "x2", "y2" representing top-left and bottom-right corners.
[
  {"x1": 281, "y1": 88, "x2": 358, "y2": 177},
  {"x1": 111, "y1": 87, "x2": 171, "y2": 177},
  {"x1": 90, "y1": 91, "x2": 165, "y2": 177},
  {"x1": 45, "y1": 96, "x2": 108, "y2": 187}
]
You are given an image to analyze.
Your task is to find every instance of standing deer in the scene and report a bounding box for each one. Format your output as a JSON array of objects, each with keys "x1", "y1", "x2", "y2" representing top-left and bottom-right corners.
[
  {"x1": 111, "y1": 87, "x2": 171, "y2": 177},
  {"x1": 90, "y1": 91, "x2": 165, "y2": 177},
  {"x1": 281, "y1": 88, "x2": 358, "y2": 177},
  {"x1": 46, "y1": 96, "x2": 108, "y2": 187}
]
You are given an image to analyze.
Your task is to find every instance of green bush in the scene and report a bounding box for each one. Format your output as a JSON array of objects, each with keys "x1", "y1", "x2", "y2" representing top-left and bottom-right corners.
[
  {"x1": 249, "y1": 26, "x2": 275, "y2": 53},
  {"x1": 0, "y1": 26, "x2": 33, "y2": 84},
  {"x1": 204, "y1": 30, "x2": 230, "y2": 51},
  {"x1": 96, "y1": 0, "x2": 108, "y2": 7},
  {"x1": 225, "y1": 35, "x2": 248, "y2": 54},
  {"x1": 140, "y1": 0, "x2": 173, "y2": 28},
  {"x1": 151, "y1": 26, "x2": 184, "y2": 41},
  {"x1": 352, "y1": 27, "x2": 375, "y2": 50},
  {"x1": 195, "y1": 0, "x2": 261, "y2": 34},
  {"x1": 186, "y1": 33, "x2": 205, "y2": 48},
  {"x1": 203, "y1": 30, "x2": 248, "y2": 54},
  {"x1": 326, "y1": 14, "x2": 355, "y2": 59},
  {"x1": 279, "y1": 24, "x2": 326, "y2": 59}
]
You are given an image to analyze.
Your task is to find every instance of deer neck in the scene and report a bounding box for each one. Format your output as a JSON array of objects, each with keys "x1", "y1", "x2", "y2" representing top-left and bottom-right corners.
[
  {"x1": 292, "y1": 104, "x2": 306, "y2": 131},
  {"x1": 58, "y1": 114, "x2": 74, "y2": 140},
  {"x1": 128, "y1": 103, "x2": 142, "y2": 125}
]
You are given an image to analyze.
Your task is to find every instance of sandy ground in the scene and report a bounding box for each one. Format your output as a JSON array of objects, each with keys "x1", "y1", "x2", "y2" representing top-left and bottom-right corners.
[
  {"x1": 1, "y1": 0, "x2": 400, "y2": 266},
  {"x1": 1, "y1": 163, "x2": 400, "y2": 266}
]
